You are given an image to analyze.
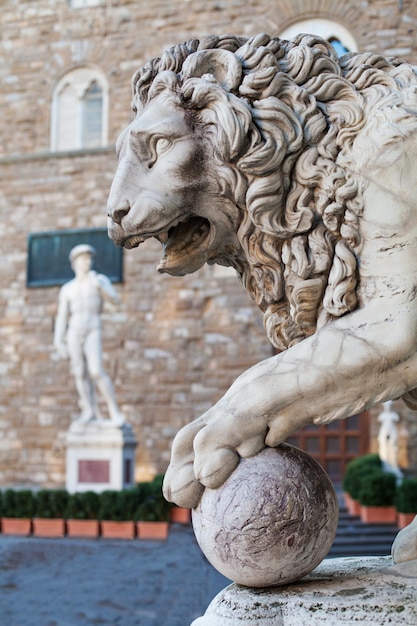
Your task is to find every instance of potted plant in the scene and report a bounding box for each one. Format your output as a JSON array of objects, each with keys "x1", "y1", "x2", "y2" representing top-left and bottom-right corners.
[
  {"x1": 65, "y1": 491, "x2": 101, "y2": 538},
  {"x1": 395, "y1": 478, "x2": 417, "y2": 529},
  {"x1": 135, "y1": 478, "x2": 171, "y2": 540},
  {"x1": 358, "y1": 469, "x2": 397, "y2": 523},
  {"x1": 33, "y1": 489, "x2": 69, "y2": 537},
  {"x1": 170, "y1": 505, "x2": 191, "y2": 525},
  {"x1": 1, "y1": 489, "x2": 35, "y2": 535},
  {"x1": 99, "y1": 489, "x2": 137, "y2": 539},
  {"x1": 342, "y1": 454, "x2": 381, "y2": 516}
]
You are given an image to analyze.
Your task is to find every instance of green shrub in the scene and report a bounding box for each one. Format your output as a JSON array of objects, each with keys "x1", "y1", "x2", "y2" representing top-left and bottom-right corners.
[
  {"x1": 395, "y1": 478, "x2": 417, "y2": 513},
  {"x1": 342, "y1": 454, "x2": 381, "y2": 500},
  {"x1": 65, "y1": 491, "x2": 101, "y2": 520},
  {"x1": 358, "y1": 469, "x2": 397, "y2": 507},
  {"x1": 150, "y1": 474, "x2": 165, "y2": 490},
  {"x1": 134, "y1": 477, "x2": 171, "y2": 522},
  {"x1": 98, "y1": 489, "x2": 139, "y2": 521},
  {"x1": 2, "y1": 489, "x2": 35, "y2": 518},
  {"x1": 134, "y1": 497, "x2": 170, "y2": 522},
  {"x1": 34, "y1": 489, "x2": 70, "y2": 519}
]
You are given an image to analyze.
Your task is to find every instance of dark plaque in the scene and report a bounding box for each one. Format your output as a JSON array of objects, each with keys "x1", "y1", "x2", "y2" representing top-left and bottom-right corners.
[
  {"x1": 78, "y1": 459, "x2": 110, "y2": 483},
  {"x1": 27, "y1": 227, "x2": 123, "y2": 287}
]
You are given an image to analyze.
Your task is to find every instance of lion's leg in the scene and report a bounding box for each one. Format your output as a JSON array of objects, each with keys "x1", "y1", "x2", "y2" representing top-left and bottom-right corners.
[
  {"x1": 163, "y1": 354, "x2": 314, "y2": 508},
  {"x1": 163, "y1": 302, "x2": 417, "y2": 509}
]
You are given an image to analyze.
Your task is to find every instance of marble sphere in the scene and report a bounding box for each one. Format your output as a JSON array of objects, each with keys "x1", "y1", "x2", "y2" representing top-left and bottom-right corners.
[{"x1": 192, "y1": 444, "x2": 339, "y2": 587}]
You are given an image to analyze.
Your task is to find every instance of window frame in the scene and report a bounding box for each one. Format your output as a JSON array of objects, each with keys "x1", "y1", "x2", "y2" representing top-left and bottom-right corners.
[{"x1": 50, "y1": 66, "x2": 108, "y2": 152}]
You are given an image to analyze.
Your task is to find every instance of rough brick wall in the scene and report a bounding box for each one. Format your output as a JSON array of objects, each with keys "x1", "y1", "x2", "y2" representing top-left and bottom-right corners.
[
  {"x1": 0, "y1": 148, "x2": 271, "y2": 484},
  {"x1": 1, "y1": 0, "x2": 417, "y2": 486}
]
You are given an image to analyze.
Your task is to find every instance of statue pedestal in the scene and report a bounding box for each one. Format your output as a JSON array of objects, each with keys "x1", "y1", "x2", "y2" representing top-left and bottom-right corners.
[
  {"x1": 191, "y1": 556, "x2": 417, "y2": 625},
  {"x1": 65, "y1": 421, "x2": 137, "y2": 493}
]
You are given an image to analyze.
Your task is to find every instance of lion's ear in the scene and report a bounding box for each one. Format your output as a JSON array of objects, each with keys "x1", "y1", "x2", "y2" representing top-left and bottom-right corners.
[{"x1": 181, "y1": 49, "x2": 242, "y2": 92}]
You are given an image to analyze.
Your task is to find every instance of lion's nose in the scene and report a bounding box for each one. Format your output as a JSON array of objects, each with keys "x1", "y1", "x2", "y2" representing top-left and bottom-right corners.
[{"x1": 108, "y1": 204, "x2": 130, "y2": 226}]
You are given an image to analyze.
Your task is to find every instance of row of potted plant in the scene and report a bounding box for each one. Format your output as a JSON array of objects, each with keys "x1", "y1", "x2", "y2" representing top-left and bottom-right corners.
[
  {"x1": 0, "y1": 475, "x2": 191, "y2": 540},
  {"x1": 342, "y1": 453, "x2": 417, "y2": 528}
]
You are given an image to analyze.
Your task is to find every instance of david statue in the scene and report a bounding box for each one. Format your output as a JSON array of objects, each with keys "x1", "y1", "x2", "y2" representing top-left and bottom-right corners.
[
  {"x1": 54, "y1": 244, "x2": 125, "y2": 427},
  {"x1": 107, "y1": 33, "x2": 417, "y2": 566}
]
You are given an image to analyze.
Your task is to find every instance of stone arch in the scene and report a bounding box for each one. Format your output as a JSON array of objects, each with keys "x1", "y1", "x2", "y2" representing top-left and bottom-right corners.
[
  {"x1": 259, "y1": 0, "x2": 365, "y2": 50},
  {"x1": 279, "y1": 18, "x2": 357, "y2": 52}
]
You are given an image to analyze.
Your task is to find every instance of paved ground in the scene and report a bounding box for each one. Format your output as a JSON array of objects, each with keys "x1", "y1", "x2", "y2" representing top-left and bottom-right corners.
[{"x1": 0, "y1": 525, "x2": 230, "y2": 626}]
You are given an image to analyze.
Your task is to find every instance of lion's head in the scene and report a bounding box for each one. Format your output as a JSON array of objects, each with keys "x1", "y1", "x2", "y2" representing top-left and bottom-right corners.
[{"x1": 108, "y1": 33, "x2": 417, "y2": 351}]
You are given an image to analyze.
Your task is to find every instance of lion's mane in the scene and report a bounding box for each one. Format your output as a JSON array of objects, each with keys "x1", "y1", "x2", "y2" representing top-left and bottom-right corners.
[{"x1": 130, "y1": 33, "x2": 417, "y2": 351}]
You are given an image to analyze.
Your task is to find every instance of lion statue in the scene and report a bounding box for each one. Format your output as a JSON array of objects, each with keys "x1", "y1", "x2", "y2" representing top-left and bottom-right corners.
[{"x1": 107, "y1": 33, "x2": 417, "y2": 560}]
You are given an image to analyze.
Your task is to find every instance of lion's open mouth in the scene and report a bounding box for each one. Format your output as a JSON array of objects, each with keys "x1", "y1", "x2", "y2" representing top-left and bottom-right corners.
[{"x1": 157, "y1": 216, "x2": 211, "y2": 275}]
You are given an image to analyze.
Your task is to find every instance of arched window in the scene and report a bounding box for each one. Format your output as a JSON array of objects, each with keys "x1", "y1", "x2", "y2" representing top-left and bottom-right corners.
[
  {"x1": 51, "y1": 67, "x2": 108, "y2": 152},
  {"x1": 279, "y1": 18, "x2": 357, "y2": 56}
]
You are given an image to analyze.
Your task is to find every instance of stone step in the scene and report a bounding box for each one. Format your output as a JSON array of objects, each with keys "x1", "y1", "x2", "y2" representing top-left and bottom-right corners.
[
  {"x1": 336, "y1": 521, "x2": 398, "y2": 534},
  {"x1": 329, "y1": 506, "x2": 399, "y2": 558}
]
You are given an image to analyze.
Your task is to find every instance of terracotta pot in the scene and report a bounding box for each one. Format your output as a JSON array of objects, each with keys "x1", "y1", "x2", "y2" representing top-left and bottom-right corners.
[
  {"x1": 397, "y1": 512, "x2": 416, "y2": 529},
  {"x1": 360, "y1": 505, "x2": 397, "y2": 524},
  {"x1": 136, "y1": 521, "x2": 169, "y2": 540},
  {"x1": 343, "y1": 492, "x2": 361, "y2": 516},
  {"x1": 170, "y1": 507, "x2": 191, "y2": 525},
  {"x1": 66, "y1": 519, "x2": 100, "y2": 538},
  {"x1": 1, "y1": 518, "x2": 32, "y2": 536},
  {"x1": 33, "y1": 518, "x2": 65, "y2": 537},
  {"x1": 100, "y1": 520, "x2": 135, "y2": 539}
]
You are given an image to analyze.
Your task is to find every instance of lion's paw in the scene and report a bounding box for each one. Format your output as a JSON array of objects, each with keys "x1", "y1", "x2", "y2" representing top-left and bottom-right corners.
[
  {"x1": 162, "y1": 417, "x2": 206, "y2": 509},
  {"x1": 163, "y1": 460, "x2": 204, "y2": 509},
  {"x1": 163, "y1": 411, "x2": 268, "y2": 508},
  {"x1": 193, "y1": 445, "x2": 241, "y2": 490}
]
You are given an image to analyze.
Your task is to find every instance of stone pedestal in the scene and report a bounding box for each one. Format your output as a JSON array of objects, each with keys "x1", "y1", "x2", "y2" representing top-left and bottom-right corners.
[
  {"x1": 191, "y1": 556, "x2": 417, "y2": 625},
  {"x1": 65, "y1": 421, "x2": 137, "y2": 493}
]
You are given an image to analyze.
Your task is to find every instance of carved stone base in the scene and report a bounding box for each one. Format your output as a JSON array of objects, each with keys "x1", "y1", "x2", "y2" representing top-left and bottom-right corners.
[
  {"x1": 65, "y1": 421, "x2": 137, "y2": 493},
  {"x1": 191, "y1": 556, "x2": 417, "y2": 625}
]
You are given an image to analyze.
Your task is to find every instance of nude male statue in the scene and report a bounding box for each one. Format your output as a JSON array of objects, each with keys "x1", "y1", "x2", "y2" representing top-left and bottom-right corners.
[{"x1": 54, "y1": 244, "x2": 124, "y2": 426}]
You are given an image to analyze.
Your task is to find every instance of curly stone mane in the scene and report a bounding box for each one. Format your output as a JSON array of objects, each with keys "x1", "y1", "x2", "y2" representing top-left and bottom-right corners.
[{"x1": 130, "y1": 33, "x2": 417, "y2": 351}]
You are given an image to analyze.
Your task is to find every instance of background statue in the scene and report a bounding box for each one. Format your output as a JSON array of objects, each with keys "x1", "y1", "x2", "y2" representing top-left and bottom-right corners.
[
  {"x1": 54, "y1": 244, "x2": 124, "y2": 427},
  {"x1": 107, "y1": 33, "x2": 417, "y2": 562},
  {"x1": 377, "y1": 401, "x2": 400, "y2": 472}
]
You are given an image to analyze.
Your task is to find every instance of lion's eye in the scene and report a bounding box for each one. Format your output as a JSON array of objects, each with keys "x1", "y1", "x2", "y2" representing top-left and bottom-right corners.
[
  {"x1": 155, "y1": 137, "x2": 172, "y2": 155},
  {"x1": 148, "y1": 137, "x2": 173, "y2": 168}
]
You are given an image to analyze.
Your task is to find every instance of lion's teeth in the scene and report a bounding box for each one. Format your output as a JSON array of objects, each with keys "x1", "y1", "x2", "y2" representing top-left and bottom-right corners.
[{"x1": 125, "y1": 235, "x2": 145, "y2": 249}]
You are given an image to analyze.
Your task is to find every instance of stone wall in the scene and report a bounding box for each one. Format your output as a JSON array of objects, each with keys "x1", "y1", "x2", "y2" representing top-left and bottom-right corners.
[
  {"x1": 0, "y1": 149, "x2": 270, "y2": 484},
  {"x1": 1, "y1": 0, "x2": 417, "y2": 486}
]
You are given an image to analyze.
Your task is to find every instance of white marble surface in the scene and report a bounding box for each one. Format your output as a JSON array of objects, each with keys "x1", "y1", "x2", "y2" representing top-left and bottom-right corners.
[{"x1": 191, "y1": 556, "x2": 417, "y2": 625}]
